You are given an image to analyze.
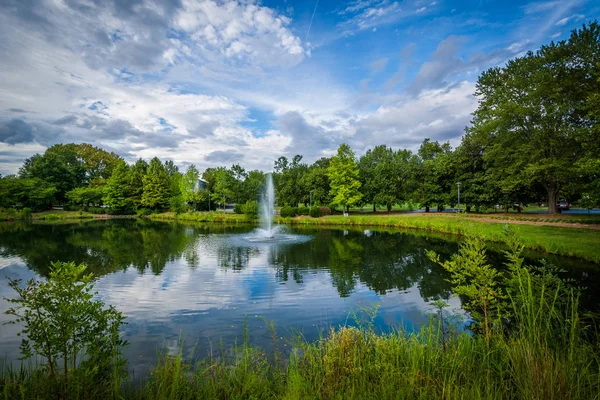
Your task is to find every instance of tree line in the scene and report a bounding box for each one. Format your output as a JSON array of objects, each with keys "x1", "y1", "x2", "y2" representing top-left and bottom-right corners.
[{"x1": 0, "y1": 22, "x2": 598, "y2": 215}]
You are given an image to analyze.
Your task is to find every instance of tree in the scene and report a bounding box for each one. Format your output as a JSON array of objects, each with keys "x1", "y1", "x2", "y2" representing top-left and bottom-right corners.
[
  {"x1": 20, "y1": 144, "x2": 86, "y2": 204},
  {"x1": 70, "y1": 143, "x2": 122, "y2": 185},
  {"x1": 413, "y1": 139, "x2": 454, "y2": 212},
  {"x1": 66, "y1": 186, "x2": 103, "y2": 207},
  {"x1": 5, "y1": 261, "x2": 127, "y2": 394},
  {"x1": 276, "y1": 155, "x2": 308, "y2": 206},
  {"x1": 141, "y1": 158, "x2": 171, "y2": 210},
  {"x1": 103, "y1": 161, "x2": 133, "y2": 212},
  {"x1": 301, "y1": 157, "x2": 331, "y2": 206},
  {"x1": 328, "y1": 144, "x2": 363, "y2": 212},
  {"x1": 180, "y1": 164, "x2": 202, "y2": 210},
  {"x1": 359, "y1": 145, "x2": 406, "y2": 212},
  {"x1": 128, "y1": 158, "x2": 148, "y2": 208},
  {"x1": 468, "y1": 22, "x2": 600, "y2": 213},
  {"x1": 212, "y1": 168, "x2": 235, "y2": 208}
]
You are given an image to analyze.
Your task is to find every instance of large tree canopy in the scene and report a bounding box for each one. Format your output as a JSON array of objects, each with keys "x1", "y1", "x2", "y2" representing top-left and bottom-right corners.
[
  {"x1": 468, "y1": 22, "x2": 600, "y2": 213},
  {"x1": 328, "y1": 144, "x2": 363, "y2": 211}
]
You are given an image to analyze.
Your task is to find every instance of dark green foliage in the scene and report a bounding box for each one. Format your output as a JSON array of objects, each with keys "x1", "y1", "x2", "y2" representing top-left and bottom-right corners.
[
  {"x1": 309, "y1": 207, "x2": 322, "y2": 217},
  {"x1": 279, "y1": 206, "x2": 297, "y2": 218},
  {"x1": 234, "y1": 203, "x2": 244, "y2": 214},
  {"x1": 469, "y1": 22, "x2": 600, "y2": 213},
  {"x1": 297, "y1": 206, "x2": 309, "y2": 215}
]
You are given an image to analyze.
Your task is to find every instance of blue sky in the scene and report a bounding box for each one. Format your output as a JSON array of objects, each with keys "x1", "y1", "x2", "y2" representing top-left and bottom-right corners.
[{"x1": 0, "y1": 0, "x2": 597, "y2": 174}]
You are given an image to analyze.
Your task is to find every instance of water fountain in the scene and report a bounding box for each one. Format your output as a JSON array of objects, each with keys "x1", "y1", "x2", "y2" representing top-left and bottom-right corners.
[{"x1": 243, "y1": 173, "x2": 307, "y2": 244}]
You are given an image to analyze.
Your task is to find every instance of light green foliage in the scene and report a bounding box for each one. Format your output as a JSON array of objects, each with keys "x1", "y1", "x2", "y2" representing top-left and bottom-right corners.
[
  {"x1": 328, "y1": 144, "x2": 363, "y2": 211},
  {"x1": 212, "y1": 168, "x2": 235, "y2": 208},
  {"x1": 4, "y1": 261, "x2": 127, "y2": 393},
  {"x1": 427, "y1": 235, "x2": 505, "y2": 339},
  {"x1": 66, "y1": 186, "x2": 103, "y2": 207},
  {"x1": 141, "y1": 157, "x2": 171, "y2": 210},
  {"x1": 102, "y1": 160, "x2": 133, "y2": 212},
  {"x1": 180, "y1": 164, "x2": 204, "y2": 210},
  {"x1": 70, "y1": 143, "x2": 122, "y2": 185},
  {"x1": 242, "y1": 200, "x2": 259, "y2": 219}
]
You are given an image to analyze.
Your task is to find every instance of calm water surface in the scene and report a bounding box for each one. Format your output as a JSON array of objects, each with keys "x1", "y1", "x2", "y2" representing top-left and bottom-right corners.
[{"x1": 0, "y1": 220, "x2": 598, "y2": 375}]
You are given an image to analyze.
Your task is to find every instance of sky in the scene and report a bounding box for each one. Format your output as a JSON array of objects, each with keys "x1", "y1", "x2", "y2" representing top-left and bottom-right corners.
[{"x1": 0, "y1": 0, "x2": 597, "y2": 175}]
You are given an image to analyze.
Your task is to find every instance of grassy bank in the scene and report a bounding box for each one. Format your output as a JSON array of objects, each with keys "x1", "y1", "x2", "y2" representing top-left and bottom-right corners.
[
  {"x1": 148, "y1": 211, "x2": 254, "y2": 224},
  {"x1": 277, "y1": 214, "x2": 600, "y2": 263}
]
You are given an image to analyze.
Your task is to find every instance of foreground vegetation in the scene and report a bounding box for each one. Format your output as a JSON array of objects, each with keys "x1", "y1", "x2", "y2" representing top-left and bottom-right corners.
[{"x1": 1, "y1": 235, "x2": 599, "y2": 399}]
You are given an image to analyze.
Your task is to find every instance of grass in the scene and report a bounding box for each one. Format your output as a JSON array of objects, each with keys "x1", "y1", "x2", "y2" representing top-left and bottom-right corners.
[
  {"x1": 278, "y1": 214, "x2": 600, "y2": 263},
  {"x1": 2, "y1": 266, "x2": 598, "y2": 400},
  {"x1": 148, "y1": 211, "x2": 254, "y2": 224}
]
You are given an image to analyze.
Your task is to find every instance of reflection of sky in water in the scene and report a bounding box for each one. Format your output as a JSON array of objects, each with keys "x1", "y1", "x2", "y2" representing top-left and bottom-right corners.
[{"x1": 4, "y1": 221, "x2": 595, "y2": 377}]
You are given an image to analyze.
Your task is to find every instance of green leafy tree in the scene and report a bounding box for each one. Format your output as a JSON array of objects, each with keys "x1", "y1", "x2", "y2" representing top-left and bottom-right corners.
[
  {"x1": 103, "y1": 161, "x2": 133, "y2": 213},
  {"x1": 468, "y1": 22, "x2": 600, "y2": 213},
  {"x1": 20, "y1": 144, "x2": 86, "y2": 204},
  {"x1": 328, "y1": 144, "x2": 363, "y2": 212},
  {"x1": 66, "y1": 186, "x2": 103, "y2": 207},
  {"x1": 241, "y1": 170, "x2": 265, "y2": 204},
  {"x1": 70, "y1": 143, "x2": 122, "y2": 185},
  {"x1": 212, "y1": 168, "x2": 235, "y2": 208},
  {"x1": 128, "y1": 158, "x2": 148, "y2": 208},
  {"x1": 300, "y1": 157, "x2": 331, "y2": 206},
  {"x1": 413, "y1": 139, "x2": 454, "y2": 212},
  {"x1": 180, "y1": 164, "x2": 204, "y2": 210},
  {"x1": 427, "y1": 236, "x2": 505, "y2": 340},
  {"x1": 141, "y1": 158, "x2": 171, "y2": 210},
  {"x1": 5, "y1": 261, "x2": 127, "y2": 393},
  {"x1": 276, "y1": 155, "x2": 308, "y2": 206}
]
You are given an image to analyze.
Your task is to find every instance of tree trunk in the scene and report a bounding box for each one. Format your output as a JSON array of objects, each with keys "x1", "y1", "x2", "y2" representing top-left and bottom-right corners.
[
  {"x1": 373, "y1": 204, "x2": 376, "y2": 212},
  {"x1": 387, "y1": 203, "x2": 392, "y2": 212},
  {"x1": 546, "y1": 183, "x2": 560, "y2": 214},
  {"x1": 425, "y1": 206, "x2": 430, "y2": 212},
  {"x1": 466, "y1": 205, "x2": 471, "y2": 213}
]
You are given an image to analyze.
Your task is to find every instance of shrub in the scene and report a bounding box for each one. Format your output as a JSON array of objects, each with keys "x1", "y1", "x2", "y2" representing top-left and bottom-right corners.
[
  {"x1": 136, "y1": 207, "x2": 153, "y2": 216},
  {"x1": 297, "y1": 206, "x2": 309, "y2": 216},
  {"x1": 5, "y1": 262, "x2": 127, "y2": 396},
  {"x1": 243, "y1": 200, "x2": 259, "y2": 219},
  {"x1": 309, "y1": 207, "x2": 322, "y2": 218},
  {"x1": 234, "y1": 203, "x2": 244, "y2": 214},
  {"x1": 21, "y1": 207, "x2": 31, "y2": 219},
  {"x1": 280, "y1": 206, "x2": 297, "y2": 218},
  {"x1": 320, "y1": 206, "x2": 332, "y2": 215}
]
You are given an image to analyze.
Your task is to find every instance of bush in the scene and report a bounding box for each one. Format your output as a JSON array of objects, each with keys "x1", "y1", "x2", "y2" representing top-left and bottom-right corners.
[
  {"x1": 280, "y1": 206, "x2": 298, "y2": 218},
  {"x1": 320, "y1": 206, "x2": 332, "y2": 215},
  {"x1": 136, "y1": 207, "x2": 153, "y2": 216},
  {"x1": 297, "y1": 206, "x2": 309, "y2": 216},
  {"x1": 309, "y1": 207, "x2": 322, "y2": 218},
  {"x1": 234, "y1": 203, "x2": 244, "y2": 214},
  {"x1": 243, "y1": 200, "x2": 259, "y2": 219},
  {"x1": 21, "y1": 207, "x2": 31, "y2": 219}
]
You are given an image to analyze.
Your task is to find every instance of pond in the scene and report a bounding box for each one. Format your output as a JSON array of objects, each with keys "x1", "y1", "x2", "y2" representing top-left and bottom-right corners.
[{"x1": 0, "y1": 220, "x2": 598, "y2": 376}]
